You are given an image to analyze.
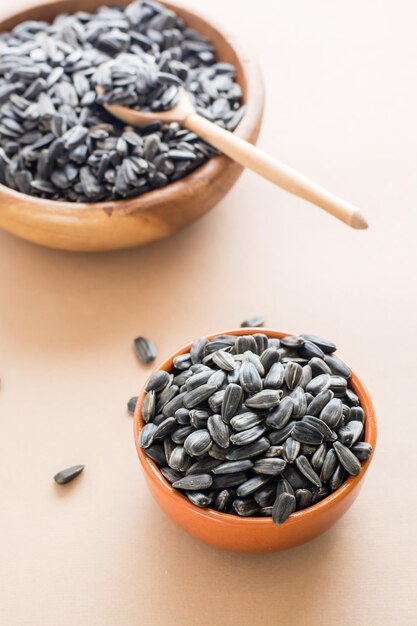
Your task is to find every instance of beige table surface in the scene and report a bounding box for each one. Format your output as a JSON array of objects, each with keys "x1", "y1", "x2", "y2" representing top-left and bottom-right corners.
[{"x1": 1, "y1": 0, "x2": 417, "y2": 624}]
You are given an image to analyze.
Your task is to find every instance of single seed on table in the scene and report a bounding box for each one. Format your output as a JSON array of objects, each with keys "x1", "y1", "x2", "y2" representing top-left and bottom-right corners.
[
  {"x1": 240, "y1": 315, "x2": 265, "y2": 328},
  {"x1": 245, "y1": 389, "x2": 282, "y2": 410},
  {"x1": 186, "y1": 491, "x2": 212, "y2": 508},
  {"x1": 134, "y1": 336, "x2": 157, "y2": 364},
  {"x1": 333, "y1": 441, "x2": 362, "y2": 475},
  {"x1": 264, "y1": 361, "x2": 285, "y2": 389},
  {"x1": 172, "y1": 474, "x2": 213, "y2": 491},
  {"x1": 207, "y1": 414, "x2": 230, "y2": 448},
  {"x1": 141, "y1": 390, "x2": 156, "y2": 423},
  {"x1": 233, "y1": 498, "x2": 259, "y2": 517},
  {"x1": 272, "y1": 492, "x2": 296, "y2": 525},
  {"x1": 145, "y1": 370, "x2": 171, "y2": 393},
  {"x1": 54, "y1": 464, "x2": 85, "y2": 485},
  {"x1": 253, "y1": 457, "x2": 286, "y2": 475},
  {"x1": 139, "y1": 423, "x2": 157, "y2": 448},
  {"x1": 239, "y1": 361, "x2": 262, "y2": 393},
  {"x1": 295, "y1": 455, "x2": 322, "y2": 487},
  {"x1": 127, "y1": 396, "x2": 137, "y2": 415},
  {"x1": 212, "y1": 350, "x2": 236, "y2": 372},
  {"x1": 230, "y1": 425, "x2": 266, "y2": 446},
  {"x1": 283, "y1": 437, "x2": 301, "y2": 464},
  {"x1": 236, "y1": 475, "x2": 270, "y2": 497}
]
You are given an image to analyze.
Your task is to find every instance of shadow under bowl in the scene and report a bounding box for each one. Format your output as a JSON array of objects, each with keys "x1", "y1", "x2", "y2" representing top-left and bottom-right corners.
[
  {"x1": 133, "y1": 328, "x2": 377, "y2": 553},
  {"x1": 0, "y1": 0, "x2": 264, "y2": 251}
]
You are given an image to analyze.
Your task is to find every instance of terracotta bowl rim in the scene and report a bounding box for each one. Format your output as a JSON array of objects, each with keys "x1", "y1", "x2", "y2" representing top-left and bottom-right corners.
[
  {"x1": 0, "y1": 0, "x2": 264, "y2": 214},
  {"x1": 133, "y1": 327, "x2": 377, "y2": 528}
]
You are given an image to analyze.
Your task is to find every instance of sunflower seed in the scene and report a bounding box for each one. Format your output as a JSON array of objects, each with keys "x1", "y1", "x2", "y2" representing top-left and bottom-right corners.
[
  {"x1": 212, "y1": 350, "x2": 235, "y2": 371},
  {"x1": 306, "y1": 374, "x2": 331, "y2": 395},
  {"x1": 230, "y1": 426, "x2": 266, "y2": 446},
  {"x1": 212, "y1": 472, "x2": 249, "y2": 489},
  {"x1": 290, "y1": 387, "x2": 307, "y2": 418},
  {"x1": 237, "y1": 475, "x2": 270, "y2": 497},
  {"x1": 351, "y1": 442, "x2": 372, "y2": 461},
  {"x1": 239, "y1": 361, "x2": 262, "y2": 393},
  {"x1": 299, "y1": 333, "x2": 336, "y2": 354},
  {"x1": 183, "y1": 384, "x2": 216, "y2": 409},
  {"x1": 311, "y1": 443, "x2": 326, "y2": 471},
  {"x1": 272, "y1": 492, "x2": 296, "y2": 524},
  {"x1": 266, "y1": 396, "x2": 293, "y2": 429},
  {"x1": 268, "y1": 421, "x2": 296, "y2": 445},
  {"x1": 295, "y1": 488, "x2": 313, "y2": 509},
  {"x1": 276, "y1": 477, "x2": 296, "y2": 498},
  {"x1": 127, "y1": 396, "x2": 138, "y2": 415},
  {"x1": 254, "y1": 481, "x2": 277, "y2": 506},
  {"x1": 264, "y1": 362, "x2": 285, "y2": 389},
  {"x1": 186, "y1": 491, "x2": 212, "y2": 507},
  {"x1": 329, "y1": 464, "x2": 345, "y2": 491},
  {"x1": 172, "y1": 474, "x2": 213, "y2": 490},
  {"x1": 230, "y1": 412, "x2": 263, "y2": 431},
  {"x1": 283, "y1": 437, "x2": 301, "y2": 463},
  {"x1": 302, "y1": 415, "x2": 335, "y2": 441},
  {"x1": 240, "y1": 315, "x2": 265, "y2": 328},
  {"x1": 333, "y1": 441, "x2": 362, "y2": 475},
  {"x1": 253, "y1": 458, "x2": 286, "y2": 475},
  {"x1": 245, "y1": 389, "x2": 281, "y2": 410},
  {"x1": 324, "y1": 354, "x2": 351, "y2": 378},
  {"x1": 214, "y1": 489, "x2": 231, "y2": 511},
  {"x1": 295, "y1": 455, "x2": 322, "y2": 487},
  {"x1": 226, "y1": 437, "x2": 270, "y2": 460},
  {"x1": 186, "y1": 458, "x2": 221, "y2": 475},
  {"x1": 233, "y1": 498, "x2": 259, "y2": 516},
  {"x1": 161, "y1": 467, "x2": 183, "y2": 483},
  {"x1": 212, "y1": 460, "x2": 253, "y2": 474},
  {"x1": 190, "y1": 338, "x2": 208, "y2": 364},
  {"x1": 349, "y1": 406, "x2": 365, "y2": 423},
  {"x1": 168, "y1": 446, "x2": 190, "y2": 472},
  {"x1": 163, "y1": 437, "x2": 175, "y2": 461},
  {"x1": 209, "y1": 443, "x2": 229, "y2": 460},
  {"x1": 153, "y1": 417, "x2": 177, "y2": 439},
  {"x1": 292, "y1": 422, "x2": 324, "y2": 445},
  {"x1": 281, "y1": 335, "x2": 304, "y2": 349},
  {"x1": 156, "y1": 385, "x2": 179, "y2": 413},
  {"x1": 265, "y1": 445, "x2": 284, "y2": 458},
  {"x1": 139, "y1": 423, "x2": 157, "y2": 448},
  {"x1": 54, "y1": 464, "x2": 85, "y2": 485},
  {"x1": 162, "y1": 392, "x2": 186, "y2": 417},
  {"x1": 284, "y1": 361, "x2": 303, "y2": 389},
  {"x1": 320, "y1": 398, "x2": 343, "y2": 428},
  {"x1": 141, "y1": 390, "x2": 156, "y2": 423},
  {"x1": 144, "y1": 445, "x2": 166, "y2": 466},
  {"x1": 145, "y1": 370, "x2": 171, "y2": 393},
  {"x1": 184, "y1": 429, "x2": 212, "y2": 457},
  {"x1": 319, "y1": 449, "x2": 338, "y2": 483},
  {"x1": 134, "y1": 336, "x2": 157, "y2": 364},
  {"x1": 175, "y1": 408, "x2": 190, "y2": 424},
  {"x1": 260, "y1": 347, "x2": 281, "y2": 372},
  {"x1": 207, "y1": 414, "x2": 230, "y2": 448},
  {"x1": 221, "y1": 383, "x2": 243, "y2": 422}
]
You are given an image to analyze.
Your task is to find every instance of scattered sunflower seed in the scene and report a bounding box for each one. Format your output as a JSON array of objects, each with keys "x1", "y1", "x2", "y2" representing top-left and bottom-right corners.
[{"x1": 54, "y1": 464, "x2": 85, "y2": 485}]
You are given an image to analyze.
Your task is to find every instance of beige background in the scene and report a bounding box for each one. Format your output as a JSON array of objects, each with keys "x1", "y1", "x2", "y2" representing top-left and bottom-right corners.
[{"x1": 1, "y1": 0, "x2": 416, "y2": 624}]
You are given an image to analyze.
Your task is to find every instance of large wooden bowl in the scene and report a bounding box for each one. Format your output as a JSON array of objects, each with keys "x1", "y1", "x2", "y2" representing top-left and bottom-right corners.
[{"x1": 0, "y1": 0, "x2": 264, "y2": 251}]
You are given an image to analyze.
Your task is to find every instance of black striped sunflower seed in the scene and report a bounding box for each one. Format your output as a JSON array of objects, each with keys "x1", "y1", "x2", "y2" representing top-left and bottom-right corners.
[
  {"x1": 207, "y1": 414, "x2": 230, "y2": 449},
  {"x1": 295, "y1": 455, "x2": 322, "y2": 488},
  {"x1": 272, "y1": 492, "x2": 296, "y2": 525},
  {"x1": 184, "y1": 429, "x2": 212, "y2": 457},
  {"x1": 333, "y1": 441, "x2": 362, "y2": 476},
  {"x1": 253, "y1": 458, "x2": 286, "y2": 475},
  {"x1": 172, "y1": 474, "x2": 213, "y2": 490},
  {"x1": 134, "y1": 336, "x2": 157, "y2": 364},
  {"x1": 54, "y1": 464, "x2": 85, "y2": 485}
]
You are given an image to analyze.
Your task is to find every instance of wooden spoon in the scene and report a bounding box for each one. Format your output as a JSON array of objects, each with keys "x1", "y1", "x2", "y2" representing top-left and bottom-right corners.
[{"x1": 98, "y1": 87, "x2": 368, "y2": 229}]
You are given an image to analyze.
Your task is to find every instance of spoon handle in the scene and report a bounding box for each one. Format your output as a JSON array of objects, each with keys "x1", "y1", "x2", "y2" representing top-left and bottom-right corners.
[{"x1": 184, "y1": 113, "x2": 368, "y2": 229}]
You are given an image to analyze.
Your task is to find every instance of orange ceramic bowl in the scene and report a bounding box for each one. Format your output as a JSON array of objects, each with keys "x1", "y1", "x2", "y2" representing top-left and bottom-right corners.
[{"x1": 133, "y1": 328, "x2": 377, "y2": 552}]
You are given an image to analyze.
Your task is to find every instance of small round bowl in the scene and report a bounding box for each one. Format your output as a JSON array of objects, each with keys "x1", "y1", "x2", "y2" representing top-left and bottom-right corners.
[
  {"x1": 134, "y1": 328, "x2": 377, "y2": 553},
  {"x1": 0, "y1": 0, "x2": 264, "y2": 251}
]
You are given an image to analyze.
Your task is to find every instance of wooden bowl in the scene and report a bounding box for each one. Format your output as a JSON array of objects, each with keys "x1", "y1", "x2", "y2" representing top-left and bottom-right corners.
[
  {"x1": 0, "y1": 0, "x2": 264, "y2": 251},
  {"x1": 134, "y1": 328, "x2": 377, "y2": 553}
]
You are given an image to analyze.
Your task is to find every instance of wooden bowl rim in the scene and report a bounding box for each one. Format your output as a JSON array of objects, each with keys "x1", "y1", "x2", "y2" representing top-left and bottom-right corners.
[
  {"x1": 134, "y1": 328, "x2": 377, "y2": 528},
  {"x1": 0, "y1": 0, "x2": 264, "y2": 216}
]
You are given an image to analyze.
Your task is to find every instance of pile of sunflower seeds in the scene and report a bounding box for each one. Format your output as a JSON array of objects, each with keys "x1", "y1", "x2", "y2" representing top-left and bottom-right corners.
[
  {"x1": 0, "y1": 0, "x2": 244, "y2": 202},
  {"x1": 138, "y1": 332, "x2": 372, "y2": 524}
]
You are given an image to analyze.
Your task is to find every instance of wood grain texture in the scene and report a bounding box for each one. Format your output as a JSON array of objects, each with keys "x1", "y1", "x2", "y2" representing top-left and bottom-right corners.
[{"x1": 0, "y1": 0, "x2": 264, "y2": 251}]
